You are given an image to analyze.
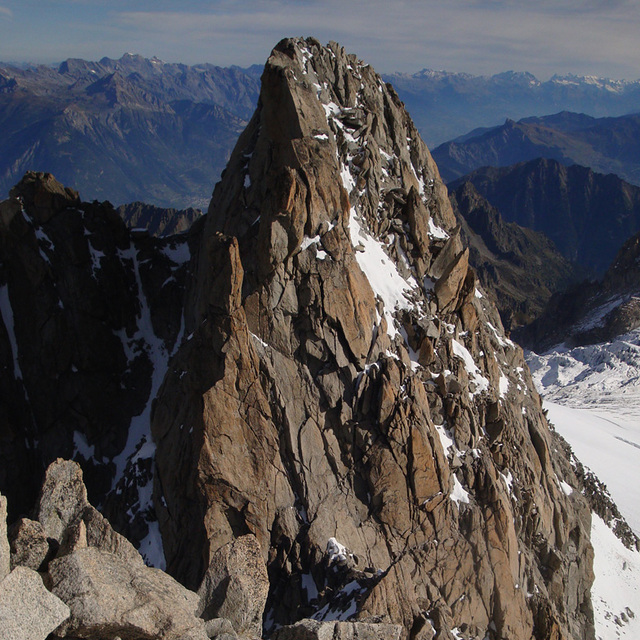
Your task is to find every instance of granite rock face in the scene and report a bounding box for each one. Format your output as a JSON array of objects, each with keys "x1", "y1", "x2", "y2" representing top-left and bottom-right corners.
[{"x1": 150, "y1": 38, "x2": 596, "y2": 640}]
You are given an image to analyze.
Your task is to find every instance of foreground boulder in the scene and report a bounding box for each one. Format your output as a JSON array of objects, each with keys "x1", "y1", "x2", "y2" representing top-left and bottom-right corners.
[
  {"x1": 8, "y1": 518, "x2": 50, "y2": 571},
  {"x1": 197, "y1": 534, "x2": 269, "y2": 638},
  {"x1": 2, "y1": 460, "x2": 215, "y2": 640},
  {"x1": 50, "y1": 547, "x2": 208, "y2": 640},
  {"x1": 0, "y1": 566, "x2": 70, "y2": 640}
]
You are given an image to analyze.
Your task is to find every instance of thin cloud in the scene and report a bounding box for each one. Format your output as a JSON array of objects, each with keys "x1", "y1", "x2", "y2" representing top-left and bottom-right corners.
[
  {"x1": 2, "y1": 1, "x2": 639, "y2": 80},
  {"x1": 0, "y1": 6, "x2": 13, "y2": 17},
  {"x1": 113, "y1": 1, "x2": 640, "y2": 79}
]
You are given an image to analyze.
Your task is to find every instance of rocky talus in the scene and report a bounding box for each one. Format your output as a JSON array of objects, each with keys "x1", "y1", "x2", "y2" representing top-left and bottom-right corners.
[{"x1": 149, "y1": 38, "x2": 595, "y2": 639}]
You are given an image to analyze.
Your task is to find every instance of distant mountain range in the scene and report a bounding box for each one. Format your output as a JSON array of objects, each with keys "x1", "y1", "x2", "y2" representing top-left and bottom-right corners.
[
  {"x1": 450, "y1": 158, "x2": 640, "y2": 276},
  {"x1": 385, "y1": 69, "x2": 640, "y2": 147},
  {"x1": 432, "y1": 111, "x2": 640, "y2": 184},
  {"x1": 1, "y1": 54, "x2": 639, "y2": 210},
  {"x1": 0, "y1": 54, "x2": 260, "y2": 208}
]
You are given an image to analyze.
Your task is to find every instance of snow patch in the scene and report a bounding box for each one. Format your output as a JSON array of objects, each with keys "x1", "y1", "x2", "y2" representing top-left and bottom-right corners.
[
  {"x1": 499, "y1": 374, "x2": 510, "y2": 398},
  {"x1": 349, "y1": 208, "x2": 419, "y2": 338},
  {"x1": 0, "y1": 285, "x2": 22, "y2": 379},
  {"x1": 451, "y1": 339, "x2": 489, "y2": 396},
  {"x1": 590, "y1": 513, "x2": 640, "y2": 640},
  {"x1": 428, "y1": 218, "x2": 449, "y2": 240},
  {"x1": 450, "y1": 475, "x2": 470, "y2": 506},
  {"x1": 326, "y1": 537, "x2": 351, "y2": 565}
]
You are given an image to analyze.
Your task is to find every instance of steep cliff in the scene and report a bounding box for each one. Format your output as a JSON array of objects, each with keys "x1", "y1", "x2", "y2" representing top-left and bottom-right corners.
[{"x1": 150, "y1": 38, "x2": 595, "y2": 640}]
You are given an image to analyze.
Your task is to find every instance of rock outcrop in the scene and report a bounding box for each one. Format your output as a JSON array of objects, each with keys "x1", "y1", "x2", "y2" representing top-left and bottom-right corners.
[
  {"x1": 149, "y1": 38, "x2": 596, "y2": 640},
  {"x1": 197, "y1": 534, "x2": 270, "y2": 638}
]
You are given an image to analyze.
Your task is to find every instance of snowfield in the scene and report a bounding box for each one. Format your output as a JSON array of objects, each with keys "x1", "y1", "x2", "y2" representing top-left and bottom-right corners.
[{"x1": 526, "y1": 329, "x2": 640, "y2": 640}]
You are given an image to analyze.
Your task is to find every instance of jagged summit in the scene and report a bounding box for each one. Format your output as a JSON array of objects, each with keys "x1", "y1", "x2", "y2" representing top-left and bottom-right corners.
[
  {"x1": 195, "y1": 37, "x2": 458, "y2": 340},
  {"x1": 149, "y1": 37, "x2": 595, "y2": 639}
]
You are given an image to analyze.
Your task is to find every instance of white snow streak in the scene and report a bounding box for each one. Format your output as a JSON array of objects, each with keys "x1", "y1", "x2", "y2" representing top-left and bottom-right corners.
[
  {"x1": 349, "y1": 208, "x2": 419, "y2": 338},
  {"x1": 451, "y1": 339, "x2": 489, "y2": 396},
  {"x1": 0, "y1": 285, "x2": 22, "y2": 379}
]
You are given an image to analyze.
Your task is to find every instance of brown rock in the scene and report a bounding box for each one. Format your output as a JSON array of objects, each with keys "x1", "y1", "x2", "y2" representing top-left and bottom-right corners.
[
  {"x1": 434, "y1": 248, "x2": 469, "y2": 312},
  {"x1": 147, "y1": 37, "x2": 596, "y2": 640}
]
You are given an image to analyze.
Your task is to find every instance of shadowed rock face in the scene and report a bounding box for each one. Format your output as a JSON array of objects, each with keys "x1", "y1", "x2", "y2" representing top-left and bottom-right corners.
[
  {"x1": 516, "y1": 229, "x2": 640, "y2": 352},
  {"x1": 448, "y1": 157, "x2": 640, "y2": 276},
  {"x1": 151, "y1": 38, "x2": 595, "y2": 640},
  {"x1": 0, "y1": 171, "x2": 189, "y2": 546},
  {"x1": 450, "y1": 181, "x2": 583, "y2": 332}
]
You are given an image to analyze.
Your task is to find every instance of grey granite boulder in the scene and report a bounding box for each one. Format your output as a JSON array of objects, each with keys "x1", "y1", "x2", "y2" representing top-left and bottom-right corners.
[
  {"x1": 36, "y1": 459, "x2": 89, "y2": 546},
  {"x1": 49, "y1": 547, "x2": 208, "y2": 640},
  {"x1": 0, "y1": 566, "x2": 70, "y2": 640},
  {"x1": 8, "y1": 518, "x2": 50, "y2": 571},
  {"x1": 197, "y1": 534, "x2": 269, "y2": 639}
]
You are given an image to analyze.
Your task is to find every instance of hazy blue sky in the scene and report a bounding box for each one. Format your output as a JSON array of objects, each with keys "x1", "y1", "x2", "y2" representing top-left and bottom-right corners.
[{"x1": 1, "y1": 0, "x2": 639, "y2": 79}]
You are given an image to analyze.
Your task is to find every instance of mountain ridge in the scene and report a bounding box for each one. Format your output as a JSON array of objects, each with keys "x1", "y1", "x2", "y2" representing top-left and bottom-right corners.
[
  {"x1": 432, "y1": 111, "x2": 640, "y2": 185},
  {"x1": 0, "y1": 54, "x2": 261, "y2": 208},
  {"x1": 449, "y1": 157, "x2": 640, "y2": 275}
]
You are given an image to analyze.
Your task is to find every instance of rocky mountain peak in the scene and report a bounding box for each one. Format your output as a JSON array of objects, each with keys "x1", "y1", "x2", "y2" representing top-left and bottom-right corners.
[
  {"x1": 149, "y1": 37, "x2": 595, "y2": 639},
  {"x1": 9, "y1": 171, "x2": 80, "y2": 224}
]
